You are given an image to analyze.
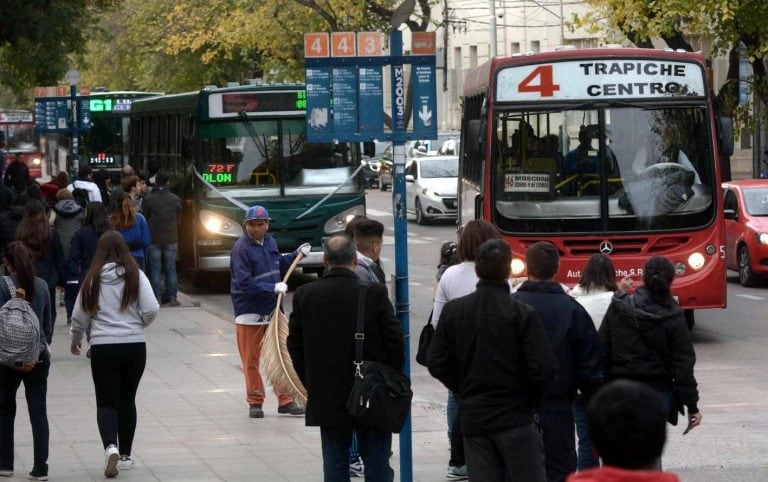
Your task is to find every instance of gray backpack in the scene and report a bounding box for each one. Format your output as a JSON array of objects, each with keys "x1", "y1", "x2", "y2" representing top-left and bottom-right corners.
[{"x1": 0, "y1": 276, "x2": 44, "y2": 372}]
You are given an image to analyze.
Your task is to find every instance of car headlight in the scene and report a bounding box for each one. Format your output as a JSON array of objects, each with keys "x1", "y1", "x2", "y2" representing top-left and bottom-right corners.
[
  {"x1": 688, "y1": 252, "x2": 705, "y2": 271},
  {"x1": 324, "y1": 205, "x2": 365, "y2": 234},
  {"x1": 199, "y1": 210, "x2": 243, "y2": 238},
  {"x1": 511, "y1": 258, "x2": 526, "y2": 276},
  {"x1": 421, "y1": 188, "x2": 441, "y2": 197},
  {"x1": 757, "y1": 233, "x2": 768, "y2": 245}
]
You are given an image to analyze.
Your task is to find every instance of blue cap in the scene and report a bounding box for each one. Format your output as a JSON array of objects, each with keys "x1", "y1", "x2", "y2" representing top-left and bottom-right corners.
[{"x1": 245, "y1": 205, "x2": 271, "y2": 222}]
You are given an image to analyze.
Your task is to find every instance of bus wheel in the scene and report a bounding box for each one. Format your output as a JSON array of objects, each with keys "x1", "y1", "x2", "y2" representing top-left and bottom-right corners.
[
  {"x1": 738, "y1": 246, "x2": 759, "y2": 287},
  {"x1": 684, "y1": 309, "x2": 695, "y2": 331}
]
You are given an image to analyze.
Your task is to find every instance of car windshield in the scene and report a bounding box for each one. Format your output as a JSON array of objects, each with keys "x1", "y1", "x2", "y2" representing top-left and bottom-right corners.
[
  {"x1": 742, "y1": 187, "x2": 768, "y2": 216},
  {"x1": 491, "y1": 105, "x2": 715, "y2": 233},
  {"x1": 420, "y1": 158, "x2": 458, "y2": 178}
]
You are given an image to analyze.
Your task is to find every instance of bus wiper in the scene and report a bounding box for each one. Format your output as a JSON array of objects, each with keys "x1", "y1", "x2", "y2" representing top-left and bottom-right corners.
[{"x1": 238, "y1": 110, "x2": 285, "y2": 195}]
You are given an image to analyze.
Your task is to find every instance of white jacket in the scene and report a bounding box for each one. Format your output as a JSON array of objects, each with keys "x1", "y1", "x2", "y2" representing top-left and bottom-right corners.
[
  {"x1": 70, "y1": 263, "x2": 159, "y2": 345},
  {"x1": 67, "y1": 179, "x2": 102, "y2": 203},
  {"x1": 570, "y1": 284, "x2": 614, "y2": 330}
]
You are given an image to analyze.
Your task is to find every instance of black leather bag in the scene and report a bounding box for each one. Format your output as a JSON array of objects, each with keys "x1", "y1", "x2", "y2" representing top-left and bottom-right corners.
[
  {"x1": 345, "y1": 286, "x2": 412, "y2": 433},
  {"x1": 415, "y1": 310, "x2": 434, "y2": 367}
]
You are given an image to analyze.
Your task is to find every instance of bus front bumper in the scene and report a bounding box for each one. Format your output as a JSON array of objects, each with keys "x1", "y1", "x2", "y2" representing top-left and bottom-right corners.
[{"x1": 198, "y1": 250, "x2": 325, "y2": 271}]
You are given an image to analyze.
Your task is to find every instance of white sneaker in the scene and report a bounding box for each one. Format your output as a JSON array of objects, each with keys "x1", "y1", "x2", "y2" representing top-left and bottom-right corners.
[
  {"x1": 104, "y1": 444, "x2": 119, "y2": 478},
  {"x1": 118, "y1": 455, "x2": 134, "y2": 471}
]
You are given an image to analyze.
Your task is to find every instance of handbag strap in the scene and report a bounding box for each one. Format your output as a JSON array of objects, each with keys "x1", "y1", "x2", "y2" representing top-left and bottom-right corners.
[
  {"x1": 353, "y1": 284, "x2": 366, "y2": 376},
  {"x1": 3, "y1": 276, "x2": 17, "y2": 298}
]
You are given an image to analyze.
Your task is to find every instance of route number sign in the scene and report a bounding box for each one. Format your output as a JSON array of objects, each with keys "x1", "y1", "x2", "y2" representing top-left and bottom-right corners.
[
  {"x1": 331, "y1": 32, "x2": 357, "y2": 57},
  {"x1": 304, "y1": 33, "x2": 330, "y2": 58}
]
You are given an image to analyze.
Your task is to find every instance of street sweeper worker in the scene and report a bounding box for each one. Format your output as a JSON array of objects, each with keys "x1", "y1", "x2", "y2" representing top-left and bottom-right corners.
[{"x1": 230, "y1": 204, "x2": 311, "y2": 419}]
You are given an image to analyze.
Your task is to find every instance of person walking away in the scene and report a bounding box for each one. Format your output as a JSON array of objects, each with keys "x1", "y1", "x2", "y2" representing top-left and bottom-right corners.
[
  {"x1": 69, "y1": 231, "x2": 159, "y2": 478},
  {"x1": 511, "y1": 241, "x2": 603, "y2": 482},
  {"x1": 570, "y1": 254, "x2": 631, "y2": 471},
  {"x1": 230, "y1": 205, "x2": 310, "y2": 418},
  {"x1": 567, "y1": 380, "x2": 681, "y2": 482},
  {"x1": 431, "y1": 219, "x2": 501, "y2": 480},
  {"x1": 0, "y1": 242, "x2": 52, "y2": 481},
  {"x1": 93, "y1": 169, "x2": 113, "y2": 213},
  {"x1": 141, "y1": 173, "x2": 182, "y2": 306},
  {"x1": 3, "y1": 158, "x2": 30, "y2": 196},
  {"x1": 16, "y1": 200, "x2": 65, "y2": 339},
  {"x1": 67, "y1": 165, "x2": 102, "y2": 205},
  {"x1": 40, "y1": 172, "x2": 69, "y2": 207},
  {"x1": 52, "y1": 189, "x2": 85, "y2": 256},
  {"x1": 428, "y1": 239, "x2": 555, "y2": 482},
  {"x1": 288, "y1": 235, "x2": 404, "y2": 482},
  {"x1": 599, "y1": 256, "x2": 701, "y2": 469},
  {"x1": 120, "y1": 175, "x2": 142, "y2": 212},
  {"x1": 110, "y1": 193, "x2": 150, "y2": 271}
]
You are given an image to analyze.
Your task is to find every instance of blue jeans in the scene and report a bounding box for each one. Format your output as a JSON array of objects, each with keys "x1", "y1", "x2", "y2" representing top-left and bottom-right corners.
[
  {"x1": 447, "y1": 390, "x2": 465, "y2": 466},
  {"x1": 147, "y1": 243, "x2": 178, "y2": 302},
  {"x1": 320, "y1": 424, "x2": 393, "y2": 482},
  {"x1": 573, "y1": 394, "x2": 600, "y2": 470}
]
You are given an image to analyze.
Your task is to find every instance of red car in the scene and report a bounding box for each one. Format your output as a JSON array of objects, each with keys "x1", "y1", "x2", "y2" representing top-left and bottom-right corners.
[{"x1": 723, "y1": 180, "x2": 768, "y2": 286}]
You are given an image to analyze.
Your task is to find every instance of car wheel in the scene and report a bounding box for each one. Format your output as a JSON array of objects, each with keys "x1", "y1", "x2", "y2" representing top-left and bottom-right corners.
[
  {"x1": 415, "y1": 198, "x2": 428, "y2": 225},
  {"x1": 738, "y1": 246, "x2": 759, "y2": 287}
]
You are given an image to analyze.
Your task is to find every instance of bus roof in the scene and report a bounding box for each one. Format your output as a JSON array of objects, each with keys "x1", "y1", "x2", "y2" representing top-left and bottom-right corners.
[{"x1": 89, "y1": 91, "x2": 163, "y2": 97}]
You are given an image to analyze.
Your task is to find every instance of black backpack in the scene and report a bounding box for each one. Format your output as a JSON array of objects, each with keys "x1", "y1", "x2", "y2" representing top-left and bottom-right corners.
[{"x1": 71, "y1": 182, "x2": 89, "y2": 208}]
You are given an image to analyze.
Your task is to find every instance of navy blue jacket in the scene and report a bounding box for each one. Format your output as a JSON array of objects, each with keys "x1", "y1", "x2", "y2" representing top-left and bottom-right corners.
[
  {"x1": 230, "y1": 233, "x2": 298, "y2": 317},
  {"x1": 512, "y1": 280, "x2": 603, "y2": 408},
  {"x1": 67, "y1": 224, "x2": 105, "y2": 281}
]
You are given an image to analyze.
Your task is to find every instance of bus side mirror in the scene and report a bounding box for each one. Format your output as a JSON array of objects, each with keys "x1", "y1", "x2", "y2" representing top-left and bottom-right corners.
[
  {"x1": 467, "y1": 119, "x2": 484, "y2": 162},
  {"x1": 718, "y1": 116, "x2": 734, "y2": 157},
  {"x1": 723, "y1": 208, "x2": 738, "y2": 220},
  {"x1": 363, "y1": 142, "x2": 376, "y2": 157}
]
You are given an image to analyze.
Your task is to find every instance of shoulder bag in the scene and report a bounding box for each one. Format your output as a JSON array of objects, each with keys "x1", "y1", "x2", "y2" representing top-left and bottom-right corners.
[
  {"x1": 415, "y1": 310, "x2": 434, "y2": 367},
  {"x1": 345, "y1": 285, "x2": 412, "y2": 433}
]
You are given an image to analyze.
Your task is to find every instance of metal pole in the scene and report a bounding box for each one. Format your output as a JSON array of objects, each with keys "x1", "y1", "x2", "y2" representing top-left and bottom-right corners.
[
  {"x1": 389, "y1": 30, "x2": 413, "y2": 482},
  {"x1": 559, "y1": 0, "x2": 565, "y2": 44},
  {"x1": 69, "y1": 84, "x2": 79, "y2": 176},
  {"x1": 489, "y1": 0, "x2": 497, "y2": 58}
]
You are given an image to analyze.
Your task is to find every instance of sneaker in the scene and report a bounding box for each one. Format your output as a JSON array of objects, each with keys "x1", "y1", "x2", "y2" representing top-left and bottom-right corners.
[
  {"x1": 118, "y1": 455, "x2": 134, "y2": 471},
  {"x1": 349, "y1": 457, "x2": 365, "y2": 477},
  {"x1": 104, "y1": 444, "x2": 119, "y2": 478},
  {"x1": 0, "y1": 469, "x2": 13, "y2": 477},
  {"x1": 28, "y1": 471, "x2": 48, "y2": 481},
  {"x1": 249, "y1": 404, "x2": 264, "y2": 418},
  {"x1": 446, "y1": 465, "x2": 468, "y2": 480},
  {"x1": 166, "y1": 298, "x2": 181, "y2": 307},
  {"x1": 277, "y1": 402, "x2": 305, "y2": 415},
  {"x1": 86, "y1": 346, "x2": 92, "y2": 358}
]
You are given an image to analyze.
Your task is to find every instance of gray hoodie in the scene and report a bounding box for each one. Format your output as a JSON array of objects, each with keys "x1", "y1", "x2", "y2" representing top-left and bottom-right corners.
[{"x1": 70, "y1": 263, "x2": 159, "y2": 345}]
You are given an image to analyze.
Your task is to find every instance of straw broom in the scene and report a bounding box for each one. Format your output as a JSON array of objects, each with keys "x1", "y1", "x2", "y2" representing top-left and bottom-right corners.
[{"x1": 260, "y1": 252, "x2": 308, "y2": 407}]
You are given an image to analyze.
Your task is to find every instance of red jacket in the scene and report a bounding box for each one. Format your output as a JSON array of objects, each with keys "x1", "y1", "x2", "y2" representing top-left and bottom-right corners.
[{"x1": 568, "y1": 467, "x2": 680, "y2": 482}]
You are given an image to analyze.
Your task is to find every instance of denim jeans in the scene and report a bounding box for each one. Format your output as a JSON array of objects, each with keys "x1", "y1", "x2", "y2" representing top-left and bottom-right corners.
[
  {"x1": 447, "y1": 390, "x2": 465, "y2": 466},
  {"x1": 573, "y1": 394, "x2": 600, "y2": 470},
  {"x1": 0, "y1": 358, "x2": 50, "y2": 476},
  {"x1": 320, "y1": 424, "x2": 393, "y2": 482},
  {"x1": 147, "y1": 243, "x2": 178, "y2": 302}
]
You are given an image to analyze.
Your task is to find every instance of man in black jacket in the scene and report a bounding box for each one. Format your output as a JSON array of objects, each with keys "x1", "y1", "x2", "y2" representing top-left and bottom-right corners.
[
  {"x1": 288, "y1": 235, "x2": 404, "y2": 482},
  {"x1": 141, "y1": 173, "x2": 182, "y2": 306},
  {"x1": 511, "y1": 241, "x2": 603, "y2": 482},
  {"x1": 428, "y1": 239, "x2": 555, "y2": 482}
]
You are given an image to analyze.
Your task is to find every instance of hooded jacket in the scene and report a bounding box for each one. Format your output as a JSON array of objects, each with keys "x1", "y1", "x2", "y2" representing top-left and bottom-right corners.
[
  {"x1": 69, "y1": 262, "x2": 159, "y2": 346},
  {"x1": 599, "y1": 288, "x2": 698, "y2": 413},
  {"x1": 567, "y1": 466, "x2": 680, "y2": 482},
  {"x1": 53, "y1": 199, "x2": 85, "y2": 255}
]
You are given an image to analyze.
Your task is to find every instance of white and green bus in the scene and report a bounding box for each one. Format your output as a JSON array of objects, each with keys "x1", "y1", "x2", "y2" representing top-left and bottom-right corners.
[{"x1": 130, "y1": 83, "x2": 366, "y2": 285}]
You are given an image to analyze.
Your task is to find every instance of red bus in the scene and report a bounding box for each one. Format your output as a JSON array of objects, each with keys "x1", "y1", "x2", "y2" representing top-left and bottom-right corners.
[
  {"x1": 459, "y1": 48, "x2": 734, "y2": 327},
  {"x1": 0, "y1": 110, "x2": 43, "y2": 178}
]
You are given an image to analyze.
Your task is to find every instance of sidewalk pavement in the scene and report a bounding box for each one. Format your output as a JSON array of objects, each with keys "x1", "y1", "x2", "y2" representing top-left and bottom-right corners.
[{"x1": 4, "y1": 294, "x2": 449, "y2": 482}]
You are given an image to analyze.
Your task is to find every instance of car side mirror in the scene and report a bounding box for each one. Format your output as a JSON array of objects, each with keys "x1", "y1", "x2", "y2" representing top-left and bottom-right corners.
[
  {"x1": 405, "y1": 174, "x2": 415, "y2": 182},
  {"x1": 723, "y1": 208, "x2": 738, "y2": 220}
]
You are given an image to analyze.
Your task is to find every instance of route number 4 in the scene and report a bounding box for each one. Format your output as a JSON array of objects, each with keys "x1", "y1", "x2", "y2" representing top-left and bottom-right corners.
[{"x1": 518, "y1": 65, "x2": 561, "y2": 97}]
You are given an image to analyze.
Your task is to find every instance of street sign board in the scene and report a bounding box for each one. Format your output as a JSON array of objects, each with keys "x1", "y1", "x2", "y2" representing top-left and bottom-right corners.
[
  {"x1": 358, "y1": 66, "x2": 384, "y2": 132},
  {"x1": 412, "y1": 63, "x2": 437, "y2": 136},
  {"x1": 331, "y1": 66, "x2": 358, "y2": 134},
  {"x1": 304, "y1": 33, "x2": 329, "y2": 58},
  {"x1": 331, "y1": 32, "x2": 356, "y2": 57}
]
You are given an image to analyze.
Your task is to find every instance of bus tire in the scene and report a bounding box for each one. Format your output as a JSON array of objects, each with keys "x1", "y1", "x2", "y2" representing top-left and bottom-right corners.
[{"x1": 684, "y1": 309, "x2": 695, "y2": 331}]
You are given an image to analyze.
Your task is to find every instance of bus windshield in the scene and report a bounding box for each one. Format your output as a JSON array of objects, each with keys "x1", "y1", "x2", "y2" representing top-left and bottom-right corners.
[
  {"x1": 199, "y1": 118, "x2": 355, "y2": 189},
  {"x1": 1, "y1": 123, "x2": 37, "y2": 152},
  {"x1": 492, "y1": 105, "x2": 715, "y2": 233}
]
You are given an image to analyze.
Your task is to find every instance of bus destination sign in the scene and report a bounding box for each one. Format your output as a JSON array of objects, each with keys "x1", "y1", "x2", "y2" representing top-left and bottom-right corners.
[
  {"x1": 203, "y1": 163, "x2": 235, "y2": 184},
  {"x1": 221, "y1": 92, "x2": 305, "y2": 114}
]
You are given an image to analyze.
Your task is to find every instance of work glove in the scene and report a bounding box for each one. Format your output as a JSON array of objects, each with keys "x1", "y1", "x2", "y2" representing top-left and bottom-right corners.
[
  {"x1": 274, "y1": 282, "x2": 288, "y2": 294},
  {"x1": 297, "y1": 243, "x2": 312, "y2": 257}
]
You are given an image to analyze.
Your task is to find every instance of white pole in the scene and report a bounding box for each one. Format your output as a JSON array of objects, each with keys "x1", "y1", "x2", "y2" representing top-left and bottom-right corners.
[{"x1": 489, "y1": 0, "x2": 497, "y2": 58}]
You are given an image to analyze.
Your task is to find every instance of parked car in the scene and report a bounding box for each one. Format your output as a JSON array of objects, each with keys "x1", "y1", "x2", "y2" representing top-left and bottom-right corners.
[
  {"x1": 723, "y1": 180, "x2": 768, "y2": 286},
  {"x1": 405, "y1": 155, "x2": 459, "y2": 224}
]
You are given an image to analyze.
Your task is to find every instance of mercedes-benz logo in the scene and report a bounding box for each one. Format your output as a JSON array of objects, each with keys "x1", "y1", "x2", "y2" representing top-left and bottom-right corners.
[{"x1": 599, "y1": 241, "x2": 613, "y2": 254}]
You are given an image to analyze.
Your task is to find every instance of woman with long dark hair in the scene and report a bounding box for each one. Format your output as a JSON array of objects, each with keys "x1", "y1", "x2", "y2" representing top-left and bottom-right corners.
[
  {"x1": 69, "y1": 231, "x2": 159, "y2": 478},
  {"x1": 0, "y1": 241, "x2": 52, "y2": 481},
  {"x1": 599, "y1": 256, "x2": 702, "y2": 467},
  {"x1": 110, "y1": 193, "x2": 150, "y2": 270},
  {"x1": 66, "y1": 202, "x2": 112, "y2": 322},
  {"x1": 16, "y1": 199, "x2": 65, "y2": 337}
]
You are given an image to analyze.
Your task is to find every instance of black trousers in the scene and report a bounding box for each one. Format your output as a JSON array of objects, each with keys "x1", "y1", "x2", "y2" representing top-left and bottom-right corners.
[
  {"x1": 90, "y1": 342, "x2": 146, "y2": 456},
  {"x1": 464, "y1": 423, "x2": 546, "y2": 482},
  {"x1": 539, "y1": 409, "x2": 577, "y2": 482}
]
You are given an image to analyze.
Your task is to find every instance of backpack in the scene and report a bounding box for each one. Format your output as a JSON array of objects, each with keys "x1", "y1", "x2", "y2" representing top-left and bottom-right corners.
[
  {"x1": 0, "y1": 276, "x2": 44, "y2": 372},
  {"x1": 71, "y1": 182, "x2": 90, "y2": 209}
]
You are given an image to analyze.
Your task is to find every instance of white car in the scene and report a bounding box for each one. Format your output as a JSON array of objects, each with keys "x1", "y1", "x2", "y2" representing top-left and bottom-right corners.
[{"x1": 405, "y1": 155, "x2": 459, "y2": 224}]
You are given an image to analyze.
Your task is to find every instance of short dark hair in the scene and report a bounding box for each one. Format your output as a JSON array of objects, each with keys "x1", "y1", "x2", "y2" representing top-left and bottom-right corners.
[
  {"x1": 354, "y1": 218, "x2": 384, "y2": 250},
  {"x1": 155, "y1": 172, "x2": 169, "y2": 186},
  {"x1": 344, "y1": 215, "x2": 367, "y2": 237},
  {"x1": 587, "y1": 380, "x2": 667, "y2": 469},
  {"x1": 458, "y1": 220, "x2": 500, "y2": 261},
  {"x1": 78, "y1": 165, "x2": 93, "y2": 179},
  {"x1": 325, "y1": 234, "x2": 356, "y2": 267},
  {"x1": 475, "y1": 239, "x2": 511, "y2": 281},
  {"x1": 525, "y1": 241, "x2": 559, "y2": 280}
]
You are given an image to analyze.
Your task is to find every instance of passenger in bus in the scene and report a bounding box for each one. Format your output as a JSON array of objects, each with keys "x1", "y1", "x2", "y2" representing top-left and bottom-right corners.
[
  {"x1": 521, "y1": 137, "x2": 559, "y2": 177},
  {"x1": 564, "y1": 126, "x2": 599, "y2": 178}
]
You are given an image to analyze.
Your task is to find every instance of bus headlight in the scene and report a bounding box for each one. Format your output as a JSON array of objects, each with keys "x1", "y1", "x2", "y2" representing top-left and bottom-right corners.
[
  {"x1": 324, "y1": 205, "x2": 365, "y2": 234},
  {"x1": 199, "y1": 210, "x2": 243, "y2": 238},
  {"x1": 511, "y1": 257, "x2": 526, "y2": 276},
  {"x1": 757, "y1": 233, "x2": 768, "y2": 245},
  {"x1": 31, "y1": 157, "x2": 41, "y2": 165},
  {"x1": 688, "y1": 252, "x2": 705, "y2": 271}
]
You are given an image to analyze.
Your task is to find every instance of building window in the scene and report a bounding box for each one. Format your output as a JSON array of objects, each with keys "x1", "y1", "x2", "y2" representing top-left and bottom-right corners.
[
  {"x1": 511, "y1": 42, "x2": 520, "y2": 54},
  {"x1": 531, "y1": 40, "x2": 540, "y2": 53},
  {"x1": 469, "y1": 45, "x2": 478, "y2": 68},
  {"x1": 453, "y1": 46, "x2": 462, "y2": 71}
]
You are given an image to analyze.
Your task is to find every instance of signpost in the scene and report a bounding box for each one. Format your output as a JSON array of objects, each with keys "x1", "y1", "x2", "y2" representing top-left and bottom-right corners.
[{"x1": 305, "y1": 30, "x2": 437, "y2": 482}]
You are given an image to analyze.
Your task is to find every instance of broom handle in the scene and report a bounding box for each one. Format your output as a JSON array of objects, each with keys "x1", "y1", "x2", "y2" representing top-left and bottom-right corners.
[{"x1": 275, "y1": 252, "x2": 305, "y2": 306}]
